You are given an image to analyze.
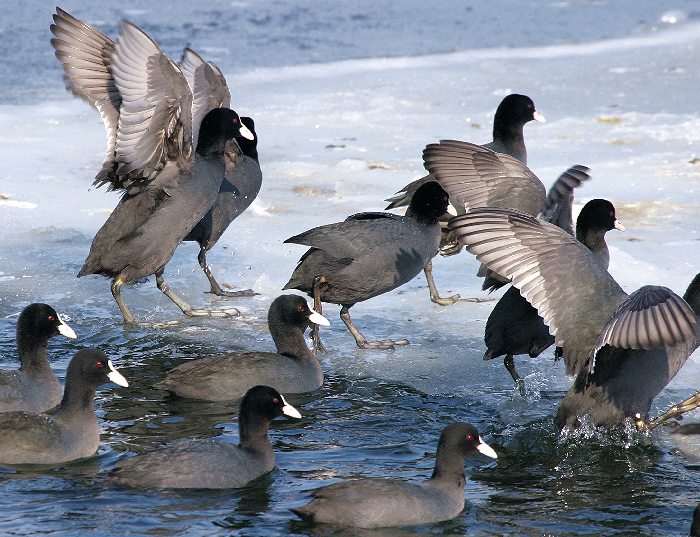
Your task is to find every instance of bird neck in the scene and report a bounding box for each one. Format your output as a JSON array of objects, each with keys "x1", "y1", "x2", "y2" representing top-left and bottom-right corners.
[
  {"x1": 405, "y1": 206, "x2": 441, "y2": 227},
  {"x1": 238, "y1": 414, "x2": 273, "y2": 453},
  {"x1": 492, "y1": 120, "x2": 526, "y2": 161},
  {"x1": 576, "y1": 227, "x2": 610, "y2": 269},
  {"x1": 237, "y1": 137, "x2": 259, "y2": 162},
  {"x1": 196, "y1": 132, "x2": 229, "y2": 159},
  {"x1": 16, "y1": 330, "x2": 51, "y2": 373},
  {"x1": 57, "y1": 381, "x2": 96, "y2": 417},
  {"x1": 429, "y1": 444, "x2": 466, "y2": 488},
  {"x1": 270, "y1": 324, "x2": 315, "y2": 362}
]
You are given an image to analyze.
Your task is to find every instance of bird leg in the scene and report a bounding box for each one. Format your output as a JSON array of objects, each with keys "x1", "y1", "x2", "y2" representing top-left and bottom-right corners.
[
  {"x1": 111, "y1": 277, "x2": 135, "y2": 324},
  {"x1": 198, "y1": 247, "x2": 258, "y2": 297},
  {"x1": 635, "y1": 391, "x2": 700, "y2": 432},
  {"x1": 310, "y1": 276, "x2": 327, "y2": 355},
  {"x1": 504, "y1": 354, "x2": 526, "y2": 396},
  {"x1": 424, "y1": 260, "x2": 460, "y2": 306},
  {"x1": 155, "y1": 269, "x2": 239, "y2": 318},
  {"x1": 340, "y1": 305, "x2": 409, "y2": 350}
]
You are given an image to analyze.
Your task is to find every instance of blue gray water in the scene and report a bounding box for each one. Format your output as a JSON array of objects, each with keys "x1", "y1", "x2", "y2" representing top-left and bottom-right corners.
[{"x1": 1, "y1": 1, "x2": 699, "y2": 535}]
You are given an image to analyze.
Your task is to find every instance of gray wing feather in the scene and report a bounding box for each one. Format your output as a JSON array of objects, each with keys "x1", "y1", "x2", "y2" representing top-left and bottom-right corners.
[
  {"x1": 50, "y1": 8, "x2": 121, "y2": 188},
  {"x1": 590, "y1": 285, "x2": 697, "y2": 372},
  {"x1": 111, "y1": 21, "x2": 193, "y2": 180},
  {"x1": 422, "y1": 140, "x2": 544, "y2": 215},
  {"x1": 448, "y1": 208, "x2": 628, "y2": 374},
  {"x1": 179, "y1": 48, "x2": 231, "y2": 151},
  {"x1": 541, "y1": 165, "x2": 591, "y2": 234}
]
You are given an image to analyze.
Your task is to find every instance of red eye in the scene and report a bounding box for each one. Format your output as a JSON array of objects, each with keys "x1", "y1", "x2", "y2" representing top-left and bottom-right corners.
[
  {"x1": 272, "y1": 397, "x2": 280, "y2": 404},
  {"x1": 466, "y1": 434, "x2": 474, "y2": 442},
  {"x1": 233, "y1": 118, "x2": 239, "y2": 124},
  {"x1": 48, "y1": 315, "x2": 55, "y2": 321},
  {"x1": 95, "y1": 361, "x2": 106, "y2": 368},
  {"x1": 297, "y1": 306, "x2": 305, "y2": 312}
]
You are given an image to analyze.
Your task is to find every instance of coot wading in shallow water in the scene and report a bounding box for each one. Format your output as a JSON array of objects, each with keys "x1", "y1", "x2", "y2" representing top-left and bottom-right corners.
[
  {"x1": 112, "y1": 385, "x2": 300, "y2": 489},
  {"x1": 184, "y1": 114, "x2": 263, "y2": 297},
  {"x1": 283, "y1": 181, "x2": 449, "y2": 352},
  {"x1": 448, "y1": 208, "x2": 699, "y2": 430},
  {"x1": 0, "y1": 303, "x2": 77, "y2": 413},
  {"x1": 421, "y1": 138, "x2": 593, "y2": 387},
  {"x1": 291, "y1": 422, "x2": 497, "y2": 528},
  {"x1": 50, "y1": 9, "x2": 254, "y2": 323},
  {"x1": 155, "y1": 294, "x2": 330, "y2": 400},
  {"x1": 385, "y1": 94, "x2": 545, "y2": 305},
  {"x1": 0, "y1": 348, "x2": 128, "y2": 466},
  {"x1": 483, "y1": 199, "x2": 623, "y2": 393}
]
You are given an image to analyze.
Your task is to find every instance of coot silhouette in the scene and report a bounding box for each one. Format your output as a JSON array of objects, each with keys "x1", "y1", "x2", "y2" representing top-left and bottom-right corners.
[
  {"x1": 0, "y1": 303, "x2": 77, "y2": 413},
  {"x1": 291, "y1": 422, "x2": 497, "y2": 528},
  {"x1": 112, "y1": 385, "x2": 301, "y2": 488},
  {"x1": 50, "y1": 9, "x2": 253, "y2": 323},
  {"x1": 155, "y1": 295, "x2": 329, "y2": 400},
  {"x1": 0, "y1": 348, "x2": 128, "y2": 465},
  {"x1": 284, "y1": 181, "x2": 449, "y2": 351},
  {"x1": 448, "y1": 208, "x2": 698, "y2": 428}
]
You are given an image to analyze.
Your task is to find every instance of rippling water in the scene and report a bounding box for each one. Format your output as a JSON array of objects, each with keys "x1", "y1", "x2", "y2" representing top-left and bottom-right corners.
[{"x1": 1, "y1": 0, "x2": 699, "y2": 535}]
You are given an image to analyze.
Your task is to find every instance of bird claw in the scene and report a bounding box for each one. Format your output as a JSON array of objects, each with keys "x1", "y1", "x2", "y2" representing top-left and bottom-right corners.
[
  {"x1": 208, "y1": 288, "x2": 259, "y2": 298},
  {"x1": 431, "y1": 293, "x2": 461, "y2": 306},
  {"x1": 358, "y1": 338, "x2": 409, "y2": 350},
  {"x1": 183, "y1": 307, "x2": 240, "y2": 318}
]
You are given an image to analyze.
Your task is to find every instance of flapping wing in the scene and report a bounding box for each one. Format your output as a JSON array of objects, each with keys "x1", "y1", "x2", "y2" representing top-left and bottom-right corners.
[
  {"x1": 590, "y1": 285, "x2": 697, "y2": 373},
  {"x1": 179, "y1": 48, "x2": 231, "y2": 151},
  {"x1": 540, "y1": 165, "x2": 591, "y2": 234},
  {"x1": 50, "y1": 8, "x2": 121, "y2": 188},
  {"x1": 448, "y1": 207, "x2": 628, "y2": 375},
  {"x1": 111, "y1": 21, "x2": 193, "y2": 182},
  {"x1": 422, "y1": 140, "x2": 545, "y2": 215}
]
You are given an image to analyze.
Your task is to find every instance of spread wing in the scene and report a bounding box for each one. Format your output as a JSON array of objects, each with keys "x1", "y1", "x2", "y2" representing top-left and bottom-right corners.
[
  {"x1": 179, "y1": 48, "x2": 231, "y2": 151},
  {"x1": 422, "y1": 140, "x2": 545, "y2": 215},
  {"x1": 540, "y1": 165, "x2": 591, "y2": 234},
  {"x1": 50, "y1": 8, "x2": 121, "y2": 189},
  {"x1": 448, "y1": 207, "x2": 628, "y2": 375},
  {"x1": 589, "y1": 285, "x2": 697, "y2": 373},
  {"x1": 111, "y1": 21, "x2": 194, "y2": 181}
]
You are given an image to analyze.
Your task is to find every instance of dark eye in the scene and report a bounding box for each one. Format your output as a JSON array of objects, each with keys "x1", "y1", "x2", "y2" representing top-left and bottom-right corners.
[
  {"x1": 95, "y1": 361, "x2": 106, "y2": 368},
  {"x1": 47, "y1": 315, "x2": 55, "y2": 321},
  {"x1": 233, "y1": 118, "x2": 239, "y2": 124}
]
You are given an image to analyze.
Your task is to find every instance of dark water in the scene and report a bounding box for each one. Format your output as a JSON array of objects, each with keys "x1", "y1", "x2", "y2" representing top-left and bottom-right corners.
[
  {"x1": 2, "y1": 0, "x2": 699, "y2": 104},
  {"x1": 0, "y1": 231, "x2": 697, "y2": 536}
]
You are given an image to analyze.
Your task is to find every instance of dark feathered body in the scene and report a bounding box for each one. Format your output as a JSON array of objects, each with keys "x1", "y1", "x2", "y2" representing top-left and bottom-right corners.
[
  {"x1": 186, "y1": 117, "x2": 262, "y2": 251},
  {"x1": 284, "y1": 213, "x2": 441, "y2": 305},
  {"x1": 78, "y1": 156, "x2": 225, "y2": 282}
]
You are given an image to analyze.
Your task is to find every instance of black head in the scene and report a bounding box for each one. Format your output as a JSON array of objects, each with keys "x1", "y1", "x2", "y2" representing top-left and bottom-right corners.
[
  {"x1": 437, "y1": 422, "x2": 498, "y2": 459},
  {"x1": 197, "y1": 108, "x2": 254, "y2": 154},
  {"x1": 17, "y1": 303, "x2": 77, "y2": 342},
  {"x1": 239, "y1": 385, "x2": 301, "y2": 424},
  {"x1": 576, "y1": 198, "x2": 624, "y2": 234},
  {"x1": 236, "y1": 116, "x2": 259, "y2": 160},
  {"x1": 64, "y1": 348, "x2": 128, "y2": 390},
  {"x1": 268, "y1": 295, "x2": 329, "y2": 332},
  {"x1": 408, "y1": 181, "x2": 450, "y2": 224},
  {"x1": 495, "y1": 94, "x2": 542, "y2": 126}
]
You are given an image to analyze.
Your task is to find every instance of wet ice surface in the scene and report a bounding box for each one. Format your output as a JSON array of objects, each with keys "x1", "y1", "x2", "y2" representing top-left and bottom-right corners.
[{"x1": 0, "y1": 1, "x2": 699, "y2": 535}]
